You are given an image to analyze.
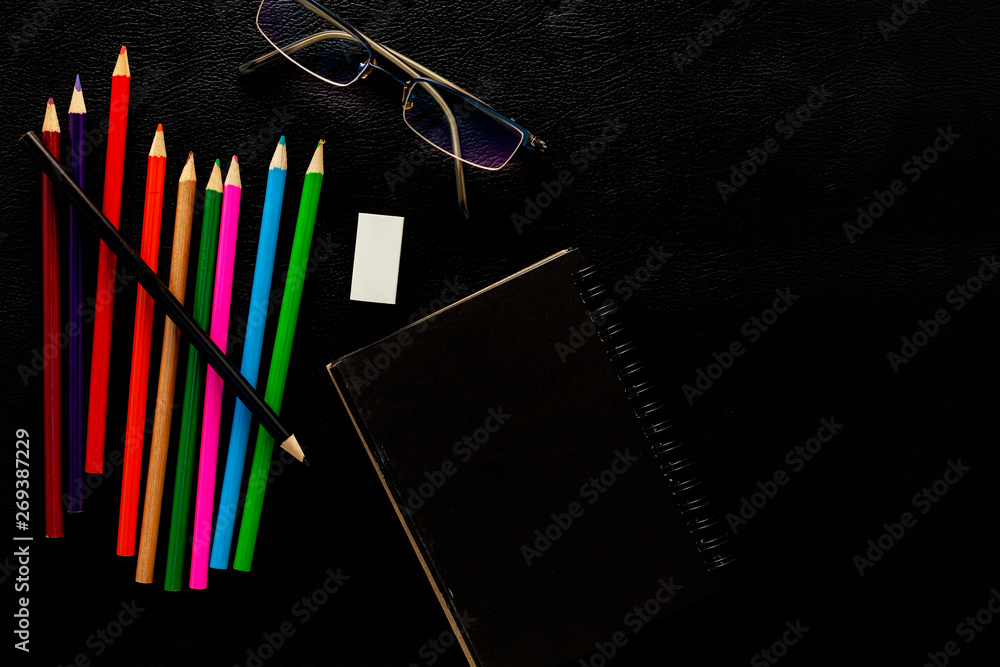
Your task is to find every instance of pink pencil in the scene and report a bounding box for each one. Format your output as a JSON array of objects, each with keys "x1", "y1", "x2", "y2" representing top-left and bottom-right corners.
[{"x1": 190, "y1": 156, "x2": 241, "y2": 589}]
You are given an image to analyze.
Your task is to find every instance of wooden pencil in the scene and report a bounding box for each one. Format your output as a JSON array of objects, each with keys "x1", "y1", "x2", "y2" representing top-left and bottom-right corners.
[
  {"x1": 19, "y1": 132, "x2": 307, "y2": 535},
  {"x1": 235, "y1": 140, "x2": 325, "y2": 570},
  {"x1": 211, "y1": 137, "x2": 287, "y2": 570},
  {"x1": 136, "y1": 152, "x2": 196, "y2": 583},
  {"x1": 86, "y1": 45, "x2": 130, "y2": 474},
  {"x1": 191, "y1": 156, "x2": 242, "y2": 589},
  {"x1": 165, "y1": 159, "x2": 223, "y2": 591},
  {"x1": 67, "y1": 76, "x2": 86, "y2": 513},
  {"x1": 118, "y1": 125, "x2": 168, "y2": 556},
  {"x1": 42, "y1": 99, "x2": 63, "y2": 538}
]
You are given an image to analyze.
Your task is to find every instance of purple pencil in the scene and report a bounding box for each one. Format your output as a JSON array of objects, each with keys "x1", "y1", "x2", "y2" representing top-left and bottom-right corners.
[{"x1": 68, "y1": 75, "x2": 86, "y2": 513}]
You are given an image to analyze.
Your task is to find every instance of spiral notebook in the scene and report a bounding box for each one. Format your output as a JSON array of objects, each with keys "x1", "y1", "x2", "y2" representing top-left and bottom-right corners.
[{"x1": 327, "y1": 249, "x2": 733, "y2": 667}]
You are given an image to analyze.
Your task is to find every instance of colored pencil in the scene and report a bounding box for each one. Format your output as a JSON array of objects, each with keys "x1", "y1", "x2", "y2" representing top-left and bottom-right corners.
[
  {"x1": 136, "y1": 152, "x2": 197, "y2": 583},
  {"x1": 165, "y1": 159, "x2": 223, "y2": 591},
  {"x1": 117, "y1": 125, "x2": 167, "y2": 556},
  {"x1": 67, "y1": 76, "x2": 86, "y2": 513},
  {"x1": 190, "y1": 156, "x2": 242, "y2": 589},
  {"x1": 19, "y1": 132, "x2": 307, "y2": 527},
  {"x1": 211, "y1": 138, "x2": 288, "y2": 570},
  {"x1": 235, "y1": 140, "x2": 324, "y2": 571},
  {"x1": 86, "y1": 46, "x2": 130, "y2": 474},
  {"x1": 42, "y1": 99, "x2": 63, "y2": 538}
]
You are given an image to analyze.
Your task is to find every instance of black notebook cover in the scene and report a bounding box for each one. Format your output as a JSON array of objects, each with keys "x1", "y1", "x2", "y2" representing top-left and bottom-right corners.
[{"x1": 328, "y1": 249, "x2": 731, "y2": 666}]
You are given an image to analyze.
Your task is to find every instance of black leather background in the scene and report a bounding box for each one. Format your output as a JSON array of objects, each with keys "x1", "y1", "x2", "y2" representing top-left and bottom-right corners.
[{"x1": 2, "y1": 1, "x2": 998, "y2": 666}]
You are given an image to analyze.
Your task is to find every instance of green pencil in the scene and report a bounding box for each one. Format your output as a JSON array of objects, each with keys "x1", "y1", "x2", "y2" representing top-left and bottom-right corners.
[
  {"x1": 234, "y1": 140, "x2": 324, "y2": 571},
  {"x1": 164, "y1": 160, "x2": 223, "y2": 590}
]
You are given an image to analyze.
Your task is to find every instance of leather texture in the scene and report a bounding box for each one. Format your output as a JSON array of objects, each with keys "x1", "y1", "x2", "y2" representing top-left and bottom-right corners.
[{"x1": 1, "y1": 0, "x2": 998, "y2": 665}]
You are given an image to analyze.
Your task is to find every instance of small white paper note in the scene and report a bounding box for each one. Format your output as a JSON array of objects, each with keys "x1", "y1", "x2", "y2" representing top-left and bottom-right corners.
[{"x1": 350, "y1": 213, "x2": 405, "y2": 304}]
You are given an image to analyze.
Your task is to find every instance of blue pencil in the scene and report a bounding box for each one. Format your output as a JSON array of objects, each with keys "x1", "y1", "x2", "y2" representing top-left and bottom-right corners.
[
  {"x1": 210, "y1": 137, "x2": 288, "y2": 569},
  {"x1": 67, "y1": 75, "x2": 86, "y2": 513}
]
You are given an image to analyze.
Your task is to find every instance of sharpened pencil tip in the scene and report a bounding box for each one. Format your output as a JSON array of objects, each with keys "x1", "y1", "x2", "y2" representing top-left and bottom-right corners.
[
  {"x1": 206, "y1": 160, "x2": 223, "y2": 192},
  {"x1": 43, "y1": 100, "x2": 60, "y2": 133},
  {"x1": 114, "y1": 46, "x2": 130, "y2": 77},
  {"x1": 149, "y1": 125, "x2": 166, "y2": 157},
  {"x1": 69, "y1": 76, "x2": 87, "y2": 114},
  {"x1": 280, "y1": 434, "x2": 306, "y2": 463},
  {"x1": 306, "y1": 140, "x2": 324, "y2": 175},
  {"x1": 224, "y1": 156, "x2": 241, "y2": 188},
  {"x1": 156, "y1": 123, "x2": 163, "y2": 132},
  {"x1": 270, "y1": 138, "x2": 288, "y2": 171},
  {"x1": 47, "y1": 97, "x2": 54, "y2": 105},
  {"x1": 180, "y1": 152, "x2": 196, "y2": 182}
]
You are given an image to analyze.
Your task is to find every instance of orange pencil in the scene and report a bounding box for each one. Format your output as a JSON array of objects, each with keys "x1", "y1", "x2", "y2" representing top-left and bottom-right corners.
[{"x1": 117, "y1": 125, "x2": 167, "y2": 556}]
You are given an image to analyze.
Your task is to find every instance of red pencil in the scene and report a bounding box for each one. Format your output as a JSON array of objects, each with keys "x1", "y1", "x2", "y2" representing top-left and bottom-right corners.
[
  {"x1": 86, "y1": 46, "x2": 130, "y2": 474},
  {"x1": 42, "y1": 99, "x2": 63, "y2": 538},
  {"x1": 118, "y1": 125, "x2": 167, "y2": 556}
]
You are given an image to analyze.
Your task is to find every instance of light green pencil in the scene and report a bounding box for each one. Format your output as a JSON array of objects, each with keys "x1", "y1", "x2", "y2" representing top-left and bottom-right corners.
[{"x1": 234, "y1": 140, "x2": 325, "y2": 571}]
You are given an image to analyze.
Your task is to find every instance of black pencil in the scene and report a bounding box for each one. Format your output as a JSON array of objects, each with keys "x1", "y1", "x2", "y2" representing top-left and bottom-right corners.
[{"x1": 19, "y1": 131, "x2": 306, "y2": 464}]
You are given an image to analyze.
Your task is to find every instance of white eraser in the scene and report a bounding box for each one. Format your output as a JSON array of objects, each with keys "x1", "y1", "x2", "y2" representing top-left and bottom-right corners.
[{"x1": 350, "y1": 213, "x2": 405, "y2": 305}]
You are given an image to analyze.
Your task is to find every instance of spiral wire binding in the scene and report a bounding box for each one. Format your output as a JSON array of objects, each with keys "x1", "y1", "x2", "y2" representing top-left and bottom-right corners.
[{"x1": 572, "y1": 264, "x2": 735, "y2": 572}]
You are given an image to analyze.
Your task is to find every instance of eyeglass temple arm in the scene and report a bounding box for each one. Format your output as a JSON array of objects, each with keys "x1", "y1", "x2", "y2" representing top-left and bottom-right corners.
[
  {"x1": 365, "y1": 36, "x2": 469, "y2": 218},
  {"x1": 240, "y1": 32, "x2": 470, "y2": 217}
]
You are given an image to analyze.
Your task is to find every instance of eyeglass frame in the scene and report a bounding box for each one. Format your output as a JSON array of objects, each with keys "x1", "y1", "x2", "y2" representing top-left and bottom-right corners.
[{"x1": 239, "y1": 0, "x2": 548, "y2": 218}]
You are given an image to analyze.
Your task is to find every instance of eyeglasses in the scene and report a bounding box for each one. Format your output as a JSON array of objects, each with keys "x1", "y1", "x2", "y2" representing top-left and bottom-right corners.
[{"x1": 239, "y1": 0, "x2": 548, "y2": 218}]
